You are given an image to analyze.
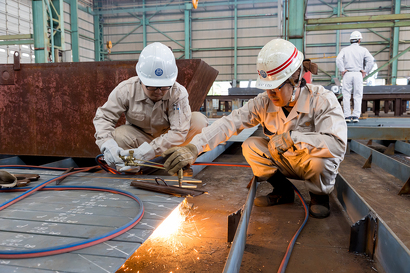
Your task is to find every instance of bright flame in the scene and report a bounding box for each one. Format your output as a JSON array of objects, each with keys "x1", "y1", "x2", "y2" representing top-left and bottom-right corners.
[{"x1": 150, "y1": 202, "x2": 186, "y2": 239}]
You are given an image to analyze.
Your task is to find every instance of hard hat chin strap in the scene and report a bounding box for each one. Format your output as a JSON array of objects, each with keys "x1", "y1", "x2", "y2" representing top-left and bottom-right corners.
[{"x1": 286, "y1": 65, "x2": 304, "y2": 106}]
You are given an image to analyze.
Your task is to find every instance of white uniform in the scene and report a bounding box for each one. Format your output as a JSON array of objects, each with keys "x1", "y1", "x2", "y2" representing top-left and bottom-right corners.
[
  {"x1": 336, "y1": 43, "x2": 374, "y2": 118},
  {"x1": 94, "y1": 76, "x2": 207, "y2": 156},
  {"x1": 190, "y1": 84, "x2": 347, "y2": 194}
]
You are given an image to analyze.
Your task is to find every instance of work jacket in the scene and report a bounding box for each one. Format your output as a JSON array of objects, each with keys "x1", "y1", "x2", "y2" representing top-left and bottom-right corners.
[
  {"x1": 191, "y1": 84, "x2": 347, "y2": 165},
  {"x1": 93, "y1": 76, "x2": 191, "y2": 156},
  {"x1": 336, "y1": 43, "x2": 374, "y2": 74}
]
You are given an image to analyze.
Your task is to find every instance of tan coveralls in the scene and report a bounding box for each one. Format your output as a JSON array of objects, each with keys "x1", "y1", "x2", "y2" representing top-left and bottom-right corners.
[
  {"x1": 93, "y1": 76, "x2": 208, "y2": 156},
  {"x1": 190, "y1": 84, "x2": 347, "y2": 194}
]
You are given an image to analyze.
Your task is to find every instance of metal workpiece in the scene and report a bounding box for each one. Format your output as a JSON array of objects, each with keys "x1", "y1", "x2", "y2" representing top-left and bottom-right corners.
[
  {"x1": 223, "y1": 176, "x2": 256, "y2": 273},
  {"x1": 0, "y1": 59, "x2": 218, "y2": 158},
  {"x1": 350, "y1": 140, "x2": 410, "y2": 194},
  {"x1": 335, "y1": 173, "x2": 410, "y2": 273}
]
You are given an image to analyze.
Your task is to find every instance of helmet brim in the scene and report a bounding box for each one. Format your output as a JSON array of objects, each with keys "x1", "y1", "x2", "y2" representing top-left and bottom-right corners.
[{"x1": 255, "y1": 76, "x2": 287, "y2": 90}]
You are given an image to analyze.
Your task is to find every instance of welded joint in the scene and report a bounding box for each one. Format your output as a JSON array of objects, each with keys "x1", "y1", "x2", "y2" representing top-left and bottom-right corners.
[
  {"x1": 362, "y1": 154, "x2": 372, "y2": 169},
  {"x1": 398, "y1": 176, "x2": 410, "y2": 195},
  {"x1": 228, "y1": 208, "x2": 242, "y2": 243},
  {"x1": 349, "y1": 211, "x2": 378, "y2": 259}
]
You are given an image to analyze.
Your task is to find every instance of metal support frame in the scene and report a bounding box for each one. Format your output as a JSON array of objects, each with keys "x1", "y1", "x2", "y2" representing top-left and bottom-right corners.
[
  {"x1": 184, "y1": 3, "x2": 191, "y2": 59},
  {"x1": 70, "y1": 0, "x2": 79, "y2": 62},
  {"x1": 391, "y1": 0, "x2": 401, "y2": 85},
  {"x1": 287, "y1": 0, "x2": 306, "y2": 51},
  {"x1": 350, "y1": 140, "x2": 410, "y2": 194},
  {"x1": 223, "y1": 176, "x2": 256, "y2": 273},
  {"x1": 335, "y1": 174, "x2": 410, "y2": 273},
  {"x1": 32, "y1": 0, "x2": 65, "y2": 63}
]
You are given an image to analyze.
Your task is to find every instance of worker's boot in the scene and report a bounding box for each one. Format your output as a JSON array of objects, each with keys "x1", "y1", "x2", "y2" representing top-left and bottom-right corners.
[
  {"x1": 309, "y1": 192, "x2": 330, "y2": 219},
  {"x1": 254, "y1": 171, "x2": 294, "y2": 207},
  {"x1": 0, "y1": 171, "x2": 17, "y2": 188}
]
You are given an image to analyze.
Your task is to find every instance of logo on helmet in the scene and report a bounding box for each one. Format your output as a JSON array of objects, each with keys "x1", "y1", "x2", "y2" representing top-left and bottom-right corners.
[
  {"x1": 155, "y1": 68, "x2": 164, "y2": 76},
  {"x1": 260, "y1": 70, "x2": 267, "y2": 78}
]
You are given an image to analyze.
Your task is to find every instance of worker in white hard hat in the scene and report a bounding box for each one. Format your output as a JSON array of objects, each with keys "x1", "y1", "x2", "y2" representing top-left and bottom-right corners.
[
  {"x1": 93, "y1": 42, "x2": 208, "y2": 172},
  {"x1": 161, "y1": 39, "x2": 347, "y2": 219},
  {"x1": 336, "y1": 31, "x2": 374, "y2": 123}
]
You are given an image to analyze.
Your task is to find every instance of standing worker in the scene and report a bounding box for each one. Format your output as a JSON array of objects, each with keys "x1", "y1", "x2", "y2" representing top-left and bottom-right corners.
[
  {"x1": 336, "y1": 31, "x2": 374, "y2": 123},
  {"x1": 162, "y1": 39, "x2": 347, "y2": 219},
  {"x1": 93, "y1": 42, "x2": 208, "y2": 172}
]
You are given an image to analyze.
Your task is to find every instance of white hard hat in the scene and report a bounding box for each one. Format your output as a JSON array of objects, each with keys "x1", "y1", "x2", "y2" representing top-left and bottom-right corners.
[
  {"x1": 256, "y1": 39, "x2": 304, "y2": 89},
  {"x1": 136, "y1": 42, "x2": 178, "y2": 87},
  {"x1": 350, "y1": 31, "x2": 362, "y2": 40}
]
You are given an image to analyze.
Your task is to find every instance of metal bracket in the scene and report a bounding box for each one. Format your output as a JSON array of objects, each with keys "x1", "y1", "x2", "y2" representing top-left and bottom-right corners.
[
  {"x1": 362, "y1": 154, "x2": 372, "y2": 169},
  {"x1": 227, "y1": 208, "x2": 242, "y2": 243},
  {"x1": 398, "y1": 176, "x2": 410, "y2": 195},
  {"x1": 349, "y1": 212, "x2": 378, "y2": 259},
  {"x1": 384, "y1": 143, "x2": 395, "y2": 155},
  {"x1": 13, "y1": 51, "x2": 20, "y2": 71}
]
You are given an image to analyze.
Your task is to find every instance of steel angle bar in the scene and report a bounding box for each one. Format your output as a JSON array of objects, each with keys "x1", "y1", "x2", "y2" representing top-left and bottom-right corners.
[
  {"x1": 335, "y1": 174, "x2": 410, "y2": 273},
  {"x1": 41, "y1": 158, "x2": 79, "y2": 168},
  {"x1": 348, "y1": 127, "x2": 410, "y2": 140},
  {"x1": 223, "y1": 176, "x2": 256, "y2": 273},
  {"x1": 350, "y1": 140, "x2": 410, "y2": 183},
  {"x1": 395, "y1": 141, "x2": 410, "y2": 156},
  {"x1": 0, "y1": 157, "x2": 25, "y2": 165},
  {"x1": 191, "y1": 142, "x2": 234, "y2": 176}
]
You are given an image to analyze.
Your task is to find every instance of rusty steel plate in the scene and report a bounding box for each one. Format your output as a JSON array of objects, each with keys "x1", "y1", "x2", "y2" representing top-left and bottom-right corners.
[{"x1": 0, "y1": 60, "x2": 218, "y2": 157}]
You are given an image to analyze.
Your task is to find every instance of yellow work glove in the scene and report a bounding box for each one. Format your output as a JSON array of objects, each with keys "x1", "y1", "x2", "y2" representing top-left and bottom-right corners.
[
  {"x1": 162, "y1": 144, "x2": 198, "y2": 175},
  {"x1": 268, "y1": 131, "x2": 294, "y2": 155}
]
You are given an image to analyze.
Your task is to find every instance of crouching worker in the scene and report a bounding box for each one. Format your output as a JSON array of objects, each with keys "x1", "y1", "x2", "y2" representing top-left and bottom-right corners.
[
  {"x1": 93, "y1": 42, "x2": 208, "y2": 172},
  {"x1": 162, "y1": 39, "x2": 347, "y2": 219}
]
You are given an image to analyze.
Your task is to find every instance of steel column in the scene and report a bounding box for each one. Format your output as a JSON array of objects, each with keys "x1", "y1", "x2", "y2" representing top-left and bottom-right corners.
[
  {"x1": 142, "y1": 0, "x2": 147, "y2": 48},
  {"x1": 184, "y1": 3, "x2": 191, "y2": 59},
  {"x1": 233, "y1": 0, "x2": 238, "y2": 84},
  {"x1": 32, "y1": 0, "x2": 48, "y2": 63},
  {"x1": 70, "y1": 0, "x2": 79, "y2": 62},
  {"x1": 93, "y1": 1, "x2": 102, "y2": 61},
  {"x1": 391, "y1": 0, "x2": 401, "y2": 85},
  {"x1": 288, "y1": 0, "x2": 306, "y2": 51}
]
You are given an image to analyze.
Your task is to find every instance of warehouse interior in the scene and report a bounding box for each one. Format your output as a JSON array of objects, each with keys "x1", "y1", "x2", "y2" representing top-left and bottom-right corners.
[{"x1": 0, "y1": 0, "x2": 410, "y2": 272}]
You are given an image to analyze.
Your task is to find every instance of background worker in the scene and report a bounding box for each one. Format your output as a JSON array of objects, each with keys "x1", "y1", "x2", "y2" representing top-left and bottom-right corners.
[
  {"x1": 93, "y1": 42, "x2": 208, "y2": 172},
  {"x1": 162, "y1": 39, "x2": 347, "y2": 219},
  {"x1": 336, "y1": 31, "x2": 374, "y2": 123}
]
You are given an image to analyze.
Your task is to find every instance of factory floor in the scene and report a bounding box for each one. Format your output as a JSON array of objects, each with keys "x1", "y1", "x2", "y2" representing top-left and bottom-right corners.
[{"x1": 117, "y1": 142, "x2": 382, "y2": 273}]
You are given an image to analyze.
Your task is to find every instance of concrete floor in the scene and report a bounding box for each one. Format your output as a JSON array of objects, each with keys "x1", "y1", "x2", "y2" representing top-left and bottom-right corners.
[{"x1": 118, "y1": 142, "x2": 382, "y2": 273}]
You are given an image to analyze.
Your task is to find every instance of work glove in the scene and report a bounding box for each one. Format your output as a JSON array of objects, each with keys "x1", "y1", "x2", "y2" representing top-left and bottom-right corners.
[
  {"x1": 0, "y1": 170, "x2": 17, "y2": 188},
  {"x1": 119, "y1": 142, "x2": 156, "y2": 172},
  {"x1": 162, "y1": 144, "x2": 198, "y2": 175},
  {"x1": 268, "y1": 131, "x2": 294, "y2": 157},
  {"x1": 101, "y1": 139, "x2": 124, "y2": 170}
]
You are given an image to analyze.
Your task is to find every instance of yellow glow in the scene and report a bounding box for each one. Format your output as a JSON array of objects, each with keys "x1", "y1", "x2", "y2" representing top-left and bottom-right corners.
[{"x1": 150, "y1": 203, "x2": 186, "y2": 239}]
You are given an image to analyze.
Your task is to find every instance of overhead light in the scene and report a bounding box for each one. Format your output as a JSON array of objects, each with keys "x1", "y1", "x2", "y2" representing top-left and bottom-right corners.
[
  {"x1": 10, "y1": 50, "x2": 14, "y2": 54},
  {"x1": 0, "y1": 48, "x2": 5, "y2": 52},
  {"x1": 22, "y1": 53, "x2": 29, "y2": 57},
  {"x1": 22, "y1": 45, "x2": 29, "y2": 49}
]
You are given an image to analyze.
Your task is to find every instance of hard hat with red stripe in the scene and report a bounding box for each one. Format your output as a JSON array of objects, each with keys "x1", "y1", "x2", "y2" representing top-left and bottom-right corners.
[{"x1": 256, "y1": 39, "x2": 304, "y2": 89}]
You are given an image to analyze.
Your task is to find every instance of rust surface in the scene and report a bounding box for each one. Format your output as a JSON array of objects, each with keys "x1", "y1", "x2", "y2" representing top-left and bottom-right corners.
[{"x1": 0, "y1": 60, "x2": 218, "y2": 158}]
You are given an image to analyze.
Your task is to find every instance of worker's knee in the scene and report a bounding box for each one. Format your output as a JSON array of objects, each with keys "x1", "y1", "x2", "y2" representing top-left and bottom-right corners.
[
  {"x1": 189, "y1": 112, "x2": 208, "y2": 134},
  {"x1": 242, "y1": 137, "x2": 268, "y2": 158},
  {"x1": 112, "y1": 125, "x2": 140, "y2": 149}
]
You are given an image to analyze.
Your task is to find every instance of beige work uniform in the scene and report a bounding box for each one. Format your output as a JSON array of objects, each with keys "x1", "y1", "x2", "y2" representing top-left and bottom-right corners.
[
  {"x1": 94, "y1": 76, "x2": 208, "y2": 156},
  {"x1": 190, "y1": 84, "x2": 347, "y2": 194}
]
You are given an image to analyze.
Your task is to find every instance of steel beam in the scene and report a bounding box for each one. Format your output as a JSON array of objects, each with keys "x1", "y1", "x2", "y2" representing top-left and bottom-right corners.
[
  {"x1": 391, "y1": 0, "x2": 401, "y2": 85},
  {"x1": 395, "y1": 140, "x2": 410, "y2": 156},
  {"x1": 307, "y1": 13, "x2": 410, "y2": 25},
  {"x1": 306, "y1": 21, "x2": 410, "y2": 31},
  {"x1": 335, "y1": 174, "x2": 410, "y2": 273},
  {"x1": 348, "y1": 127, "x2": 410, "y2": 141},
  {"x1": 223, "y1": 176, "x2": 256, "y2": 273},
  {"x1": 350, "y1": 140, "x2": 410, "y2": 183},
  {"x1": 70, "y1": 0, "x2": 79, "y2": 62},
  {"x1": 288, "y1": 0, "x2": 305, "y2": 51}
]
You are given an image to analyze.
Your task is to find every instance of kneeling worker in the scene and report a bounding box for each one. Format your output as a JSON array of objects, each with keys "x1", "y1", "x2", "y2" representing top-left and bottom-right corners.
[
  {"x1": 162, "y1": 39, "x2": 347, "y2": 219},
  {"x1": 93, "y1": 42, "x2": 208, "y2": 172}
]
